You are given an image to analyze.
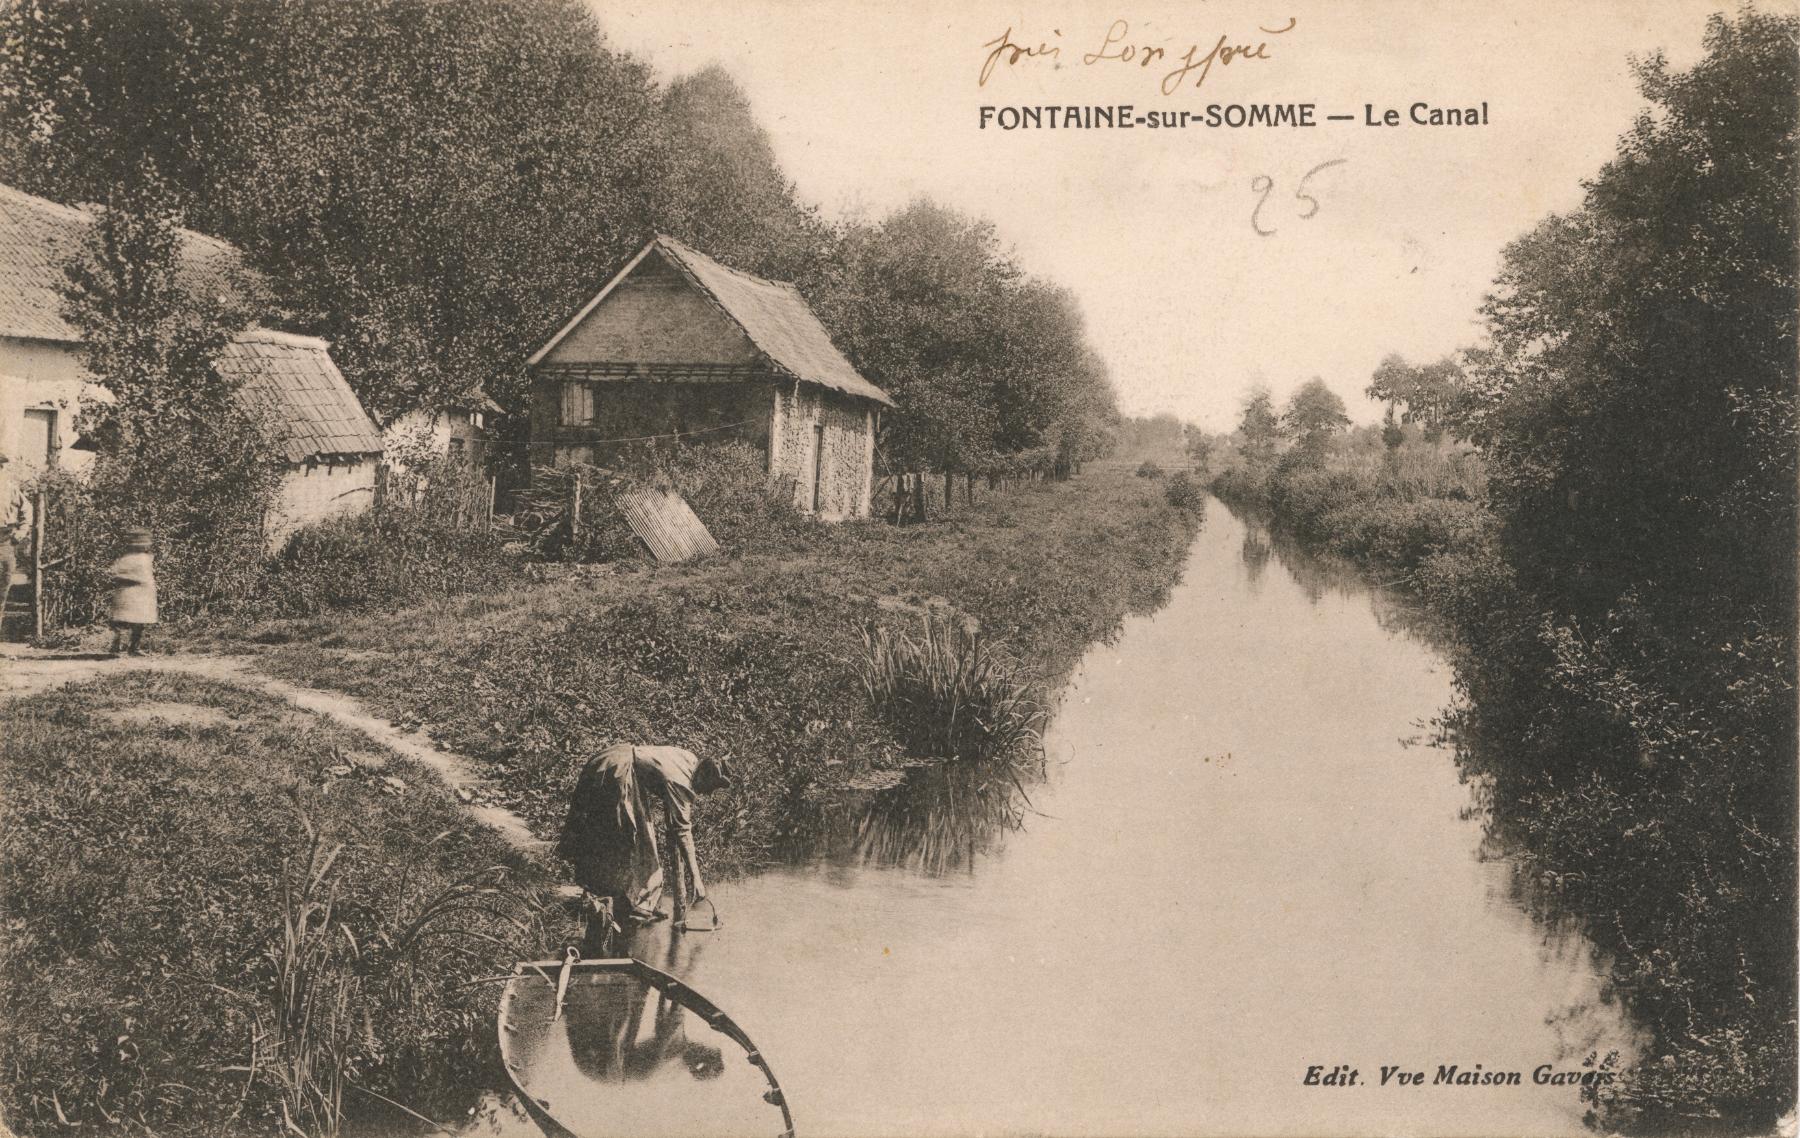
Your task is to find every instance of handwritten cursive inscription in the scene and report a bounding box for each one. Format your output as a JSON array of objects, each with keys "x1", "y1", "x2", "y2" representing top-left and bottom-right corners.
[
  {"x1": 980, "y1": 27, "x2": 1063, "y2": 88},
  {"x1": 980, "y1": 17, "x2": 1298, "y2": 94}
]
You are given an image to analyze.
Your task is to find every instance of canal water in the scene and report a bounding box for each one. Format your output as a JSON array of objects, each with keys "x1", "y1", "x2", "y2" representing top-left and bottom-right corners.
[{"x1": 475, "y1": 498, "x2": 1640, "y2": 1137}]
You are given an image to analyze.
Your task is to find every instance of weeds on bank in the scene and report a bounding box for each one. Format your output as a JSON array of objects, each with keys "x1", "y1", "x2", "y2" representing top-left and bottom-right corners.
[
  {"x1": 860, "y1": 614, "x2": 1044, "y2": 765},
  {"x1": 266, "y1": 816, "x2": 544, "y2": 1137},
  {"x1": 0, "y1": 673, "x2": 569, "y2": 1137}
]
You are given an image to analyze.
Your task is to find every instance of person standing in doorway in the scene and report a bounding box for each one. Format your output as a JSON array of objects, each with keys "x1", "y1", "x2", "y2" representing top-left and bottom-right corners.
[
  {"x1": 106, "y1": 527, "x2": 157, "y2": 656},
  {"x1": 0, "y1": 454, "x2": 32, "y2": 616}
]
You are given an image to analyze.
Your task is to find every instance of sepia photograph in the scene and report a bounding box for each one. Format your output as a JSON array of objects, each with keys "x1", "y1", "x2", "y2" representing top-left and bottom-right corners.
[{"x1": 0, "y1": 1, "x2": 1794, "y2": 1136}]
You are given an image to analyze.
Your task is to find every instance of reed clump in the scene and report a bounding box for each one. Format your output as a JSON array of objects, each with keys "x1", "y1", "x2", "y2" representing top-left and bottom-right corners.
[
  {"x1": 860, "y1": 613, "x2": 1044, "y2": 765},
  {"x1": 264, "y1": 814, "x2": 544, "y2": 1136}
]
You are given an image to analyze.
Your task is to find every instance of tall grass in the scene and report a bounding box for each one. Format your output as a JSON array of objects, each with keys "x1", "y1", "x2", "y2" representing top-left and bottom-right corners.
[
  {"x1": 860, "y1": 613, "x2": 1044, "y2": 765},
  {"x1": 264, "y1": 814, "x2": 545, "y2": 1137},
  {"x1": 268, "y1": 820, "x2": 356, "y2": 1137}
]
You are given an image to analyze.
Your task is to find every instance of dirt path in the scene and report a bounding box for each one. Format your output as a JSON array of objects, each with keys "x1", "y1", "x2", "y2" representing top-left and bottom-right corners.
[{"x1": 1, "y1": 645, "x2": 548, "y2": 855}]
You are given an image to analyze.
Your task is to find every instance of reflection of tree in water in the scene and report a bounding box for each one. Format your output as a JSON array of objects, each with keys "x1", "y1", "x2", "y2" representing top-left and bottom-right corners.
[
  {"x1": 1239, "y1": 524, "x2": 1272, "y2": 590},
  {"x1": 1261, "y1": 525, "x2": 1344, "y2": 605},
  {"x1": 1229, "y1": 506, "x2": 1448, "y2": 645},
  {"x1": 854, "y1": 757, "x2": 1038, "y2": 874}
]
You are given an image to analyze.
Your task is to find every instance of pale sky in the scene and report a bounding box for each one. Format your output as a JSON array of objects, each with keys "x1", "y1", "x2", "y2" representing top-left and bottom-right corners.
[{"x1": 589, "y1": 0, "x2": 1758, "y2": 430}]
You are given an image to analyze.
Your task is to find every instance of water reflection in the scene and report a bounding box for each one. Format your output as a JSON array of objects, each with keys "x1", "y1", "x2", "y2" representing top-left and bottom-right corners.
[
  {"x1": 795, "y1": 754, "x2": 1042, "y2": 877},
  {"x1": 473, "y1": 934, "x2": 789, "y2": 1138},
  {"x1": 1237, "y1": 507, "x2": 1452, "y2": 648},
  {"x1": 475, "y1": 496, "x2": 1642, "y2": 1137},
  {"x1": 1239, "y1": 523, "x2": 1272, "y2": 590}
]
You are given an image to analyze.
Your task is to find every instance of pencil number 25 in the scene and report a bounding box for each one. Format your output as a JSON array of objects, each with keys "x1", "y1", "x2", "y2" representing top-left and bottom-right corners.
[{"x1": 1251, "y1": 159, "x2": 1347, "y2": 237}]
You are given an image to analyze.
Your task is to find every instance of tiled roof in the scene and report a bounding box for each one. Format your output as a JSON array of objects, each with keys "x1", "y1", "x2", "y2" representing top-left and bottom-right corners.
[
  {"x1": 529, "y1": 234, "x2": 894, "y2": 407},
  {"x1": 221, "y1": 330, "x2": 383, "y2": 461},
  {"x1": 0, "y1": 183, "x2": 380, "y2": 461},
  {"x1": 0, "y1": 183, "x2": 249, "y2": 343}
]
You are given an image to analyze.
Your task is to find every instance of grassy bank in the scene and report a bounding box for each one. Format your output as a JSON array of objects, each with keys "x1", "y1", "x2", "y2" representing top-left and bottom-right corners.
[
  {"x1": 1209, "y1": 432, "x2": 1796, "y2": 1131},
  {"x1": 0, "y1": 671, "x2": 573, "y2": 1137},
  {"x1": 196, "y1": 462, "x2": 1204, "y2": 880}
]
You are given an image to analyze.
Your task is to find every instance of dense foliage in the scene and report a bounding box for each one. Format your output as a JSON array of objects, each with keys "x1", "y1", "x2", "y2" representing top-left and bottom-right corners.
[
  {"x1": 0, "y1": 0, "x2": 1117, "y2": 494},
  {"x1": 1209, "y1": 10, "x2": 1798, "y2": 1127},
  {"x1": 1444, "y1": 12, "x2": 1798, "y2": 1125}
]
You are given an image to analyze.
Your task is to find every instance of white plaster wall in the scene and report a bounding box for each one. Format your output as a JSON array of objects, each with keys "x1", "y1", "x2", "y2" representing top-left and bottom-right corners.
[
  {"x1": 267, "y1": 458, "x2": 377, "y2": 545},
  {"x1": 0, "y1": 338, "x2": 101, "y2": 476}
]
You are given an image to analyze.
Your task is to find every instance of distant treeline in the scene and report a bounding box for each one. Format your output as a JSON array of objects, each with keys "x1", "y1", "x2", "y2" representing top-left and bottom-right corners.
[
  {"x1": 1206, "y1": 10, "x2": 1797, "y2": 1130},
  {"x1": 0, "y1": 0, "x2": 1119, "y2": 482}
]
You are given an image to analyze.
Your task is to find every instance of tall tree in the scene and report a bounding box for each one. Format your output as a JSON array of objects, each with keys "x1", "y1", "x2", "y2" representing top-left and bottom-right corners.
[
  {"x1": 1236, "y1": 385, "x2": 1281, "y2": 464},
  {"x1": 1450, "y1": 10, "x2": 1798, "y2": 1120},
  {"x1": 2, "y1": 0, "x2": 669, "y2": 422},
  {"x1": 651, "y1": 65, "x2": 831, "y2": 286},
  {"x1": 1365, "y1": 353, "x2": 1465, "y2": 441},
  {"x1": 60, "y1": 162, "x2": 281, "y2": 611},
  {"x1": 1281, "y1": 377, "x2": 1349, "y2": 455}
]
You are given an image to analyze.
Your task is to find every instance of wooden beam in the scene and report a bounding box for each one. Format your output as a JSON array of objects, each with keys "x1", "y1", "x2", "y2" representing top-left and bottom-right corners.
[{"x1": 535, "y1": 362, "x2": 775, "y2": 385}]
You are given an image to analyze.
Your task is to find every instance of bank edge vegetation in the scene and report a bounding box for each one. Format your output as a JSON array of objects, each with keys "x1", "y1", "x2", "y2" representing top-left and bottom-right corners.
[{"x1": 1203, "y1": 11, "x2": 1797, "y2": 1131}]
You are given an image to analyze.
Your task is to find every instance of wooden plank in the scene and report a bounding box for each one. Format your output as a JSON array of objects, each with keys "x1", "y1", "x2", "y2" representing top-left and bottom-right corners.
[{"x1": 611, "y1": 485, "x2": 719, "y2": 563}]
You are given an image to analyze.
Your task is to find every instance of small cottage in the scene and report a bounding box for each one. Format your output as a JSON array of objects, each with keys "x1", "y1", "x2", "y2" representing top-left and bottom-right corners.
[
  {"x1": 527, "y1": 235, "x2": 892, "y2": 520},
  {"x1": 383, "y1": 397, "x2": 502, "y2": 467},
  {"x1": 0, "y1": 182, "x2": 382, "y2": 540}
]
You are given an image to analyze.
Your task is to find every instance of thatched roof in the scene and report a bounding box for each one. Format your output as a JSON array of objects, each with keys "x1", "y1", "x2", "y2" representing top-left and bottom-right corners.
[
  {"x1": 0, "y1": 183, "x2": 249, "y2": 344},
  {"x1": 529, "y1": 234, "x2": 893, "y2": 407},
  {"x1": 222, "y1": 330, "x2": 383, "y2": 461},
  {"x1": 0, "y1": 182, "x2": 381, "y2": 461}
]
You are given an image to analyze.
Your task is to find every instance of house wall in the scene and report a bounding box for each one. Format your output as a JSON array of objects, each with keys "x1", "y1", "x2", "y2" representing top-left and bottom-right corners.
[
  {"x1": 772, "y1": 384, "x2": 876, "y2": 520},
  {"x1": 541, "y1": 251, "x2": 758, "y2": 367},
  {"x1": 2, "y1": 338, "x2": 378, "y2": 546},
  {"x1": 529, "y1": 375, "x2": 772, "y2": 467},
  {"x1": 386, "y1": 407, "x2": 492, "y2": 466},
  {"x1": 0, "y1": 337, "x2": 98, "y2": 477},
  {"x1": 267, "y1": 456, "x2": 377, "y2": 544}
]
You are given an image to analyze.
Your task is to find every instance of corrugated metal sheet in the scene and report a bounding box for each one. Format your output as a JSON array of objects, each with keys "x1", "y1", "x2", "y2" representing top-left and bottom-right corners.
[
  {"x1": 0, "y1": 183, "x2": 253, "y2": 343},
  {"x1": 529, "y1": 234, "x2": 894, "y2": 408},
  {"x1": 611, "y1": 484, "x2": 720, "y2": 563}
]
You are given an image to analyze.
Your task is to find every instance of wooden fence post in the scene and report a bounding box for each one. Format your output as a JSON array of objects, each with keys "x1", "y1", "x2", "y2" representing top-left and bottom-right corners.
[
  {"x1": 487, "y1": 474, "x2": 497, "y2": 524},
  {"x1": 569, "y1": 470, "x2": 583, "y2": 541},
  {"x1": 31, "y1": 486, "x2": 45, "y2": 639}
]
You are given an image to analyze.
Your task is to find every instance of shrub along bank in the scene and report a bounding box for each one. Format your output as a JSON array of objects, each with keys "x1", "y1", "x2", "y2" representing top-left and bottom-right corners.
[{"x1": 1210, "y1": 430, "x2": 1490, "y2": 574}]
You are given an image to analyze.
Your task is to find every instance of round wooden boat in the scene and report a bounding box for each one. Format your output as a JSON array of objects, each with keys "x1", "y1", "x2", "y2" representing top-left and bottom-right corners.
[{"x1": 497, "y1": 955, "x2": 795, "y2": 1138}]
